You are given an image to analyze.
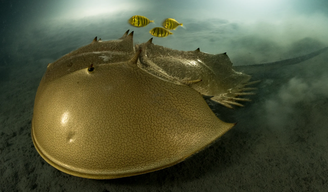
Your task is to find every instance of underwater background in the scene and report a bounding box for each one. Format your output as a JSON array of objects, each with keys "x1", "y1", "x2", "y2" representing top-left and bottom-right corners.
[{"x1": 1, "y1": 0, "x2": 328, "y2": 191}]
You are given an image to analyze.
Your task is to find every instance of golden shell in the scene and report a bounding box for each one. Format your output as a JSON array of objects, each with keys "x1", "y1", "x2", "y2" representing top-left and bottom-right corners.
[{"x1": 32, "y1": 30, "x2": 235, "y2": 179}]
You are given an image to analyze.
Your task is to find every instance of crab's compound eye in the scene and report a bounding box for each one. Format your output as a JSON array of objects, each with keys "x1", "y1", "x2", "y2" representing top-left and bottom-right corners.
[{"x1": 88, "y1": 64, "x2": 95, "y2": 72}]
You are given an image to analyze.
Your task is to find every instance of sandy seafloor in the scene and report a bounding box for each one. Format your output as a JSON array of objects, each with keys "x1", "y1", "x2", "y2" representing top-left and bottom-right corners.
[{"x1": 1, "y1": 9, "x2": 328, "y2": 192}]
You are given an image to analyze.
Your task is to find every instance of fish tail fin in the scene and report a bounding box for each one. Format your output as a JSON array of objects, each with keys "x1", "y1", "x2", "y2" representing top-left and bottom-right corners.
[
  {"x1": 180, "y1": 23, "x2": 183, "y2": 26},
  {"x1": 150, "y1": 20, "x2": 154, "y2": 23}
]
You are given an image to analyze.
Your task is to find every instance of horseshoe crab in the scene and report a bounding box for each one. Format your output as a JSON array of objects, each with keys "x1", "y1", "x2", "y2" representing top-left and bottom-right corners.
[{"x1": 31, "y1": 30, "x2": 321, "y2": 179}]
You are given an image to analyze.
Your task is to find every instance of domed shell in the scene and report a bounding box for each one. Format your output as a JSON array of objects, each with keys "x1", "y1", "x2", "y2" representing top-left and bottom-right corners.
[{"x1": 31, "y1": 31, "x2": 235, "y2": 179}]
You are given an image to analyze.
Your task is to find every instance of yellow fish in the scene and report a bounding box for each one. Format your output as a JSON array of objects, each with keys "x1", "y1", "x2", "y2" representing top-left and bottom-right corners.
[
  {"x1": 162, "y1": 18, "x2": 183, "y2": 30},
  {"x1": 128, "y1": 15, "x2": 154, "y2": 27},
  {"x1": 149, "y1": 27, "x2": 173, "y2": 37}
]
